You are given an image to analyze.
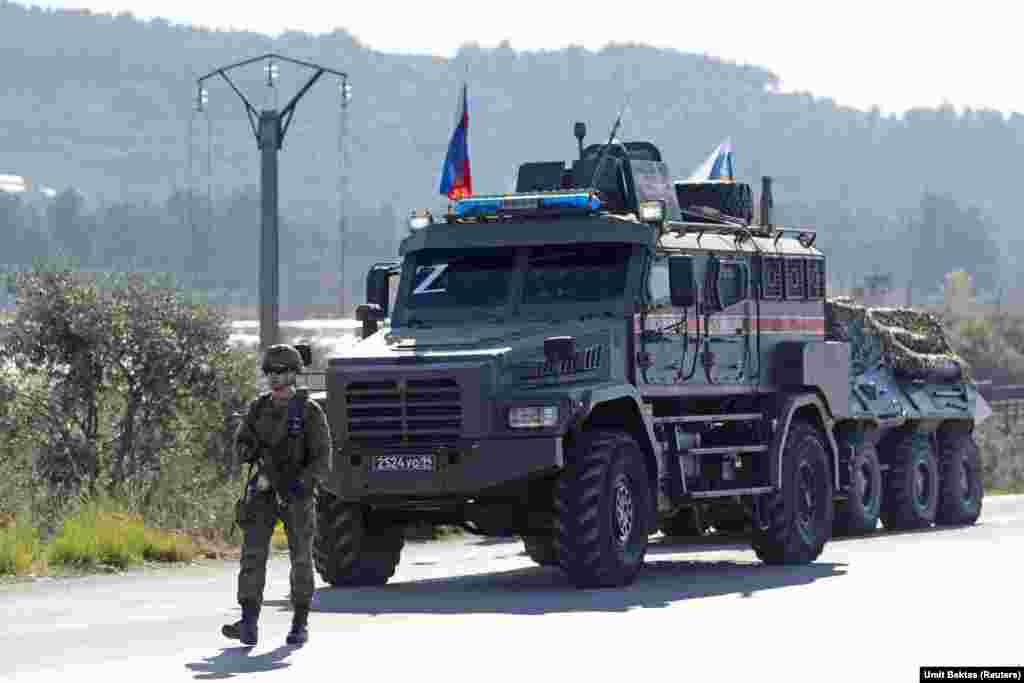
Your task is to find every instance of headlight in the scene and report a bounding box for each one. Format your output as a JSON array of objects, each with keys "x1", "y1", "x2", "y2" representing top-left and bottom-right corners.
[
  {"x1": 638, "y1": 200, "x2": 666, "y2": 223},
  {"x1": 508, "y1": 406, "x2": 559, "y2": 429},
  {"x1": 408, "y1": 210, "x2": 433, "y2": 230}
]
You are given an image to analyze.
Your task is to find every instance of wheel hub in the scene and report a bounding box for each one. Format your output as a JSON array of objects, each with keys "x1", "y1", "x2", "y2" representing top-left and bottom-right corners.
[
  {"x1": 914, "y1": 462, "x2": 932, "y2": 507},
  {"x1": 613, "y1": 475, "x2": 634, "y2": 546},
  {"x1": 797, "y1": 462, "x2": 817, "y2": 531},
  {"x1": 855, "y1": 461, "x2": 874, "y2": 507},
  {"x1": 959, "y1": 461, "x2": 970, "y2": 502}
]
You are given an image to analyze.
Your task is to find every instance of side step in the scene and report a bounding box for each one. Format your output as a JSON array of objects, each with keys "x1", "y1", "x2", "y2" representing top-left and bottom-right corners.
[
  {"x1": 654, "y1": 412, "x2": 763, "y2": 425},
  {"x1": 689, "y1": 445, "x2": 768, "y2": 456},
  {"x1": 655, "y1": 412, "x2": 772, "y2": 501},
  {"x1": 690, "y1": 486, "x2": 774, "y2": 499}
]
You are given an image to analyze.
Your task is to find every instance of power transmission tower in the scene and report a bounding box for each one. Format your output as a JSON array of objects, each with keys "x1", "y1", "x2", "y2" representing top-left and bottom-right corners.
[
  {"x1": 197, "y1": 53, "x2": 349, "y2": 348},
  {"x1": 338, "y1": 82, "x2": 351, "y2": 318}
]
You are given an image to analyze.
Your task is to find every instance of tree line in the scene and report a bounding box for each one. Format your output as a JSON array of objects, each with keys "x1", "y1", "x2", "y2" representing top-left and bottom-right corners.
[
  {"x1": 0, "y1": 188, "x2": 402, "y2": 316},
  {"x1": 0, "y1": 2, "x2": 1018, "y2": 302}
]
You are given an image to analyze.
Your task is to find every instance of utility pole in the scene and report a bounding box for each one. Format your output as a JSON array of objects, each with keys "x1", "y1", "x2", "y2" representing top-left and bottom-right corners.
[
  {"x1": 338, "y1": 81, "x2": 351, "y2": 318},
  {"x1": 197, "y1": 54, "x2": 349, "y2": 349}
]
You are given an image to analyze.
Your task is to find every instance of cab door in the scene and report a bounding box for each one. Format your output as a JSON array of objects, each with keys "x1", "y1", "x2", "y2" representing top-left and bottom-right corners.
[{"x1": 701, "y1": 255, "x2": 754, "y2": 385}]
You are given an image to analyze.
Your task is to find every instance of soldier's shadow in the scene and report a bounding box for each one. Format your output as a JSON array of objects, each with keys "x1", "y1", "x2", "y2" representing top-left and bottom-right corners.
[{"x1": 185, "y1": 644, "x2": 298, "y2": 680}]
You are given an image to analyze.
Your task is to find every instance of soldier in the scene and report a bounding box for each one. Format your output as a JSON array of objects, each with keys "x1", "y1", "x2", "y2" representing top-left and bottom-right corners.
[{"x1": 222, "y1": 344, "x2": 331, "y2": 646}]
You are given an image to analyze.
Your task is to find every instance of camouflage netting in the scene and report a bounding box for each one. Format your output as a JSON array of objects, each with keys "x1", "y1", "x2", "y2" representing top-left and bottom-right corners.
[{"x1": 825, "y1": 298, "x2": 969, "y2": 380}]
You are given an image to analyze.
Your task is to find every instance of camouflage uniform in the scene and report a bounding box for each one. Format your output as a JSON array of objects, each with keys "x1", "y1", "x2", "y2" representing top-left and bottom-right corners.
[
  {"x1": 223, "y1": 344, "x2": 331, "y2": 646},
  {"x1": 234, "y1": 389, "x2": 331, "y2": 609}
]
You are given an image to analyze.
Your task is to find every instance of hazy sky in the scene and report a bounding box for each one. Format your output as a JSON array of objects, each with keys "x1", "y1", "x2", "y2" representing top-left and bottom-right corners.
[{"x1": 21, "y1": 0, "x2": 1024, "y2": 116}]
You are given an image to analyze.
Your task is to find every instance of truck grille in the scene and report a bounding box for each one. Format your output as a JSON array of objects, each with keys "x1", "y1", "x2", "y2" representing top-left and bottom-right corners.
[{"x1": 345, "y1": 378, "x2": 462, "y2": 448}]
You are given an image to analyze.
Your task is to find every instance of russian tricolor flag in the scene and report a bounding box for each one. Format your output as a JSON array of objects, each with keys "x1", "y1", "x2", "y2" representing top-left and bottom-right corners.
[
  {"x1": 686, "y1": 138, "x2": 735, "y2": 183},
  {"x1": 439, "y1": 83, "x2": 472, "y2": 200}
]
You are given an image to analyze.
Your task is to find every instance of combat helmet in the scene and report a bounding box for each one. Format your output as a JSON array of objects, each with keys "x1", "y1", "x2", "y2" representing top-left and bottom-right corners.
[{"x1": 262, "y1": 344, "x2": 303, "y2": 373}]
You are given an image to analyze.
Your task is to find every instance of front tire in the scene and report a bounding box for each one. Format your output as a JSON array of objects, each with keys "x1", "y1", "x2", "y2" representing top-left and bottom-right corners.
[
  {"x1": 313, "y1": 490, "x2": 404, "y2": 586},
  {"x1": 880, "y1": 432, "x2": 939, "y2": 531},
  {"x1": 554, "y1": 430, "x2": 651, "y2": 588},
  {"x1": 834, "y1": 444, "x2": 882, "y2": 536},
  {"x1": 752, "y1": 421, "x2": 833, "y2": 565},
  {"x1": 936, "y1": 429, "x2": 983, "y2": 526}
]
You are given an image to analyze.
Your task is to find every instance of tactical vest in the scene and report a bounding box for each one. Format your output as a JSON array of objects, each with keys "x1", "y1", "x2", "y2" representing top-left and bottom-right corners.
[{"x1": 253, "y1": 390, "x2": 310, "y2": 479}]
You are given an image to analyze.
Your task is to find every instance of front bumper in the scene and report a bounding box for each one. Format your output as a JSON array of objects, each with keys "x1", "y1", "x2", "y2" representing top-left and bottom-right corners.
[{"x1": 330, "y1": 436, "x2": 564, "y2": 500}]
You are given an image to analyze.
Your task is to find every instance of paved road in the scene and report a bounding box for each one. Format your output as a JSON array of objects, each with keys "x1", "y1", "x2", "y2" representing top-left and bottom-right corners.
[{"x1": 3, "y1": 496, "x2": 1023, "y2": 683}]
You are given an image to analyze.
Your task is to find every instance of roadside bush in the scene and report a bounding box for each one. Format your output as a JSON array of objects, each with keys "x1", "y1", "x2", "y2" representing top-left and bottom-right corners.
[
  {"x1": 142, "y1": 528, "x2": 199, "y2": 563},
  {"x1": 0, "y1": 518, "x2": 40, "y2": 575},
  {"x1": 1, "y1": 265, "x2": 265, "y2": 541},
  {"x1": 1, "y1": 265, "x2": 232, "y2": 504},
  {"x1": 975, "y1": 418, "x2": 1024, "y2": 492},
  {"x1": 46, "y1": 496, "x2": 203, "y2": 568},
  {"x1": 47, "y1": 500, "x2": 148, "y2": 569}
]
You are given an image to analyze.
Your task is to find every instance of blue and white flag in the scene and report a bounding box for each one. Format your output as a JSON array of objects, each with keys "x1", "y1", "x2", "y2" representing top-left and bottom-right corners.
[{"x1": 685, "y1": 138, "x2": 735, "y2": 182}]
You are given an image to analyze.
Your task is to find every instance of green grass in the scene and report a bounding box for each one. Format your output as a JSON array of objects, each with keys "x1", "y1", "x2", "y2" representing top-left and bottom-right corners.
[
  {"x1": 46, "y1": 499, "x2": 199, "y2": 570},
  {"x1": 0, "y1": 520, "x2": 40, "y2": 576},
  {"x1": 271, "y1": 520, "x2": 288, "y2": 550},
  {"x1": 986, "y1": 485, "x2": 1024, "y2": 496}
]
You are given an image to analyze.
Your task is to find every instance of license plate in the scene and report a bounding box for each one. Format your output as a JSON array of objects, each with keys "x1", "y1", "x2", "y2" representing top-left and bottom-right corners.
[{"x1": 373, "y1": 454, "x2": 435, "y2": 472}]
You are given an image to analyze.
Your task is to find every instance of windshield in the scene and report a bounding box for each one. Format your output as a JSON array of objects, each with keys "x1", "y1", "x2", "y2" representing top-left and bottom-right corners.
[
  {"x1": 406, "y1": 247, "x2": 517, "y2": 310},
  {"x1": 524, "y1": 243, "x2": 632, "y2": 303},
  {"x1": 398, "y1": 242, "x2": 635, "y2": 323}
]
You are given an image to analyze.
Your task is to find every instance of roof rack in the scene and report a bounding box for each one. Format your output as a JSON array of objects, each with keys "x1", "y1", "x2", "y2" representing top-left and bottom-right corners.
[{"x1": 662, "y1": 221, "x2": 818, "y2": 248}]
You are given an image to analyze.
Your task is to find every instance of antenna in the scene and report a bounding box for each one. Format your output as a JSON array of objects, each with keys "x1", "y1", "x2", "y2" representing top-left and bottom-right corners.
[{"x1": 588, "y1": 98, "x2": 629, "y2": 189}]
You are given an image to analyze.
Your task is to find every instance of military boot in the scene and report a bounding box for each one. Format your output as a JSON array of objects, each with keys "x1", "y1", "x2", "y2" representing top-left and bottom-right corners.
[
  {"x1": 286, "y1": 606, "x2": 309, "y2": 645},
  {"x1": 222, "y1": 602, "x2": 260, "y2": 645}
]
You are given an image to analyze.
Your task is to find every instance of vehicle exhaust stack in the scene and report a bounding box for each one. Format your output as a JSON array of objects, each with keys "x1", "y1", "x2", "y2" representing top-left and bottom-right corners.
[
  {"x1": 761, "y1": 176, "x2": 773, "y2": 229},
  {"x1": 574, "y1": 122, "x2": 586, "y2": 161}
]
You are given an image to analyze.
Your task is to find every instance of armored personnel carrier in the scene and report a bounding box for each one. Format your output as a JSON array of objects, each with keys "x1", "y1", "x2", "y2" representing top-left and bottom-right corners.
[{"x1": 309, "y1": 124, "x2": 986, "y2": 589}]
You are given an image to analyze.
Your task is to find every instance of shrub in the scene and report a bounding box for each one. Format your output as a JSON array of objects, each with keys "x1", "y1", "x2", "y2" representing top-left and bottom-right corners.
[
  {"x1": 142, "y1": 528, "x2": 199, "y2": 563},
  {"x1": 1, "y1": 265, "x2": 233, "y2": 503},
  {"x1": 47, "y1": 500, "x2": 147, "y2": 569},
  {"x1": 975, "y1": 418, "x2": 1024, "y2": 492},
  {"x1": 0, "y1": 518, "x2": 40, "y2": 575}
]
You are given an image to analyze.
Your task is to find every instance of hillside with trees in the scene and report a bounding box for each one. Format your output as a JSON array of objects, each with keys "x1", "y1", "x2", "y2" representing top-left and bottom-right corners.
[{"x1": 0, "y1": 1, "x2": 1019, "y2": 311}]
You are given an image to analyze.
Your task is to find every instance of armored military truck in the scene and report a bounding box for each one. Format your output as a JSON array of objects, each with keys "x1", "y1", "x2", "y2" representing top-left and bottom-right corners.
[{"x1": 309, "y1": 125, "x2": 985, "y2": 589}]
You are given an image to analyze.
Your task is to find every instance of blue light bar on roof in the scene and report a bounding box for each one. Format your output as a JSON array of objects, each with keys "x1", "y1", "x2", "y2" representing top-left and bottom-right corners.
[{"x1": 454, "y1": 190, "x2": 601, "y2": 219}]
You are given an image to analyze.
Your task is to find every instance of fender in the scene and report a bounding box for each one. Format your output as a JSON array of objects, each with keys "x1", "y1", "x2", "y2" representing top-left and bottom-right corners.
[
  {"x1": 567, "y1": 382, "x2": 665, "y2": 517},
  {"x1": 569, "y1": 383, "x2": 660, "y2": 455},
  {"x1": 769, "y1": 392, "x2": 840, "y2": 491}
]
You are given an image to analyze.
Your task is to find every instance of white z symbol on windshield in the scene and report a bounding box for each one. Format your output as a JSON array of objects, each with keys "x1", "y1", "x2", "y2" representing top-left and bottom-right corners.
[{"x1": 413, "y1": 264, "x2": 449, "y2": 294}]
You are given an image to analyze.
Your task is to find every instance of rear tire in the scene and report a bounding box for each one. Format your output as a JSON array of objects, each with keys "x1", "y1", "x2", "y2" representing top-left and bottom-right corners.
[
  {"x1": 554, "y1": 430, "x2": 651, "y2": 588},
  {"x1": 752, "y1": 421, "x2": 833, "y2": 565},
  {"x1": 936, "y1": 429, "x2": 983, "y2": 526},
  {"x1": 313, "y1": 490, "x2": 404, "y2": 586},
  {"x1": 834, "y1": 444, "x2": 882, "y2": 536},
  {"x1": 880, "y1": 432, "x2": 938, "y2": 531}
]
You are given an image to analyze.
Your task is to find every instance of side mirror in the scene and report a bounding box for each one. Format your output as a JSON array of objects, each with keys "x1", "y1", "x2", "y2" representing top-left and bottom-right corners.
[
  {"x1": 668, "y1": 255, "x2": 696, "y2": 308},
  {"x1": 365, "y1": 268, "x2": 392, "y2": 317},
  {"x1": 293, "y1": 342, "x2": 313, "y2": 367},
  {"x1": 356, "y1": 303, "x2": 386, "y2": 340}
]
